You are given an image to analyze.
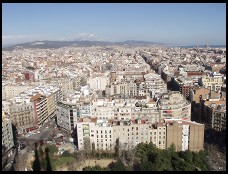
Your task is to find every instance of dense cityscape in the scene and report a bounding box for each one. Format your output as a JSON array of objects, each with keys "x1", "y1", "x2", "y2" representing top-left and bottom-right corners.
[
  {"x1": 2, "y1": 43, "x2": 226, "y2": 171},
  {"x1": 2, "y1": 3, "x2": 226, "y2": 172}
]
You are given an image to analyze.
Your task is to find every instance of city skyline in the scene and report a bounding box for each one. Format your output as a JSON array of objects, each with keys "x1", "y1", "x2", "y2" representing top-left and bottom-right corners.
[{"x1": 2, "y1": 3, "x2": 226, "y2": 46}]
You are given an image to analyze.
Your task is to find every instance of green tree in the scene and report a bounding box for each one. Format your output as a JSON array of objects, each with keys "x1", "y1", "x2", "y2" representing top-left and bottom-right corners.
[
  {"x1": 83, "y1": 165, "x2": 108, "y2": 171},
  {"x1": 178, "y1": 150, "x2": 193, "y2": 164},
  {"x1": 38, "y1": 147, "x2": 44, "y2": 159},
  {"x1": 92, "y1": 142, "x2": 95, "y2": 157},
  {"x1": 109, "y1": 159, "x2": 126, "y2": 171},
  {"x1": 46, "y1": 144, "x2": 58, "y2": 156},
  {"x1": 114, "y1": 138, "x2": 120, "y2": 158},
  {"x1": 139, "y1": 159, "x2": 155, "y2": 171}
]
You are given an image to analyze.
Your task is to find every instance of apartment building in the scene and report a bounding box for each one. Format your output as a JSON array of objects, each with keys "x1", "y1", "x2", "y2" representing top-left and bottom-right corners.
[
  {"x1": 113, "y1": 119, "x2": 149, "y2": 149},
  {"x1": 93, "y1": 120, "x2": 114, "y2": 151},
  {"x1": 79, "y1": 102, "x2": 91, "y2": 118},
  {"x1": 199, "y1": 91, "x2": 226, "y2": 123},
  {"x1": 2, "y1": 111, "x2": 14, "y2": 158},
  {"x1": 88, "y1": 74, "x2": 109, "y2": 91},
  {"x1": 199, "y1": 73, "x2": 223, "y2": 91},
  {"x1": 210, "y1": 105, "x2": 226, "y2": 131},
  {"x1": 166, "y1": 119, "x2": 204, "y2": 152},
  {"x1": 6, "y1": 84, "x2": 63, "y2": 129},
  {"x1": 171, "y1": 77, "x2": 198, "y2": 99},
  {"x1": 144, "y1": 72, "x2": 167, "y2": 96},
  {"x1": 48, "y1": 77, "x2": 74, "y2": 99},
  {"x1": 189, "y1": 87, "x2": 211, "y2": 104},
  {"x1": 91, "y1": 106, "x2": 115, "y2": 120},
  {"x1": 30, "y1": 93, "x2": 48, "y2": 126},
  {"x1": 76, "y1": 118, "x2": 114, "y2": 151},
  {"x1": 2, "y1": 82, "x2": 36, "y2": 101},
  {"x1": 148, "y1": 123, "x2": 166, "y2": 149},
  {"x1": 56, "y1": 101, "x2": 79, "y2": 132},
  {"x1": 158, "y1": 91, "x2": 191, "y2": 121},
  {"x1": 8, "y1": 101, "x2": 35, "y2": 134},
  {"x1": 72, "y1": 75, "x2": 84, "y2": 89}
]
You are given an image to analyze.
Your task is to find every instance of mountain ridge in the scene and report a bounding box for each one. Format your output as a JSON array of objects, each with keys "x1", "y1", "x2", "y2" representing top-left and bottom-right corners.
[{"x1": 2, "y1": 40, "x2": 166, "y2": 51}]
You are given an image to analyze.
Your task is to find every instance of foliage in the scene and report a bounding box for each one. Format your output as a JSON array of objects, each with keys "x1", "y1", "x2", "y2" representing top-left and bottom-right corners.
[
  {"x1": 31, "y1": 144, "x2": 76, "y2": 171},
  {"x1": 51, "y1": 157, "x2": 75, "y2": 170},
  {"x1": 108, "y1": 159, "x2": 127, "y2": 171},
  {"x1": 61, "y1": 150, "x2": 73, "y2": 157},
  {"x1": 133, "y1": 142, "x2": 209, "y2": 171},
  {"x1": 46, "y1": 144, "x2": 58, "y2": 156},
  {"x1": 83, "y1": 165, "x2": 108, "y2": 171},
  {"x1": 140, "y1": 159, "x2": 155, "y2": 171}
]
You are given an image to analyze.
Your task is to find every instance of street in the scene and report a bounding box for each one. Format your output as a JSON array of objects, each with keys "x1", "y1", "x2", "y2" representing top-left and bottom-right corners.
[{"x1": 18, "y1": 120, "x2": 56, "y2": 142}]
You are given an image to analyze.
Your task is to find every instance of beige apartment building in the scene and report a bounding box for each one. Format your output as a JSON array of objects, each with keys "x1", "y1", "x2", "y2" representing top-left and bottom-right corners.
[
  {"x1": 148, "y1": 123, "x2": 166, "y2": 149},
  {"x1": 30, "y1": 93, "x2": 49, "y2": 126},
  {"x1": 46, "y1": 93, "x2": 56, "y2": 119},
  {"x1": 9, "y1": 102, "x2": 35, "y2": 134},
  {"x1": 199, "y1": 74, "x2": 223, "y2": 91},
  {"x1": 88, "y1": 74, "x2": 109, "y2": 91},
  {"x1": 166, "y1": 120, "x2": 204, "y2": 152},
  {"x1": 199, "y1": 93, "x2": 226, "y2": 124},
  {"x1": 47, "y1": 77, "x2": 74, "y2": 99},
  {"x1": 76, "y1": 118, "x2": 204, "y2": 152},
  {"x1": 189, "y1": 87, "x2": 210, "y2": 104},
  {"x1": 158, "y1": 92, "x2": 191, "y2": 121},
  {"x1": 113, "y1": 119, "x2": 149, "y2": 149},
  {"x1": 2, "y1": 83, "x2": 35, "y2": 101}
]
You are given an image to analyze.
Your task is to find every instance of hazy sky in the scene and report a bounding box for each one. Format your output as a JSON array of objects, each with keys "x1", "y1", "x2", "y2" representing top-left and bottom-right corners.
[{"x1": 2, "y1": 3, "x2": 226, "y2": 46}]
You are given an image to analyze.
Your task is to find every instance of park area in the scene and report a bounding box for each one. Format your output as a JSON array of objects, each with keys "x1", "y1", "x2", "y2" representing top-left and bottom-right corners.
[
  {"x1": 28, "y1": 142, "x2": 215, "y2": 171},
  {"x1": 57, "y1": 159, "x2": 116, "y2": 171},
  {"x1": 29, "y1": 143, "x2": 116, "y2": 171}
]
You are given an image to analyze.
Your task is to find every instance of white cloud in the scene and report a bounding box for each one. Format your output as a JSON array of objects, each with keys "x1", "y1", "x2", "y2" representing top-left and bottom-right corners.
[{"x1": 74, "y1": 32, "x2": 98, "y2": 41}]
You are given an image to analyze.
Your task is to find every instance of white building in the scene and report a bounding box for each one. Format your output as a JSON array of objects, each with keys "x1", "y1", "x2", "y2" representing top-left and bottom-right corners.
[
  {"x1": 56, "y1": 101, "x2": 79, "y2": 132},
  {"x1": 88, "y1": 75, "x2": 109, "y2": 91}
]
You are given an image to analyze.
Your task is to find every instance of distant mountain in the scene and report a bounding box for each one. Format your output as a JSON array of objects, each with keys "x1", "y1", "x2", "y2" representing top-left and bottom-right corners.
[{"x1": 2, "y1": 40, "x2": 166, "y2": 51}]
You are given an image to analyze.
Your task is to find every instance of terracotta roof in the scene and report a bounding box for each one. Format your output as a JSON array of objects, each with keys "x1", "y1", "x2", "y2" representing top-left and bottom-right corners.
[
  {"x1": 30, "y1": 93, "x2": 43, "y2": 101},
  {"x1": 91, "y1": 117, "x2": 97, "y2": 123}
]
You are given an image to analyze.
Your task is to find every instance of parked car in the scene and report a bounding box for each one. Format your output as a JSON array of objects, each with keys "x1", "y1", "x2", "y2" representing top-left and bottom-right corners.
[{"x1": 9, "y1": 160, "x2": 15, "y2": 164}]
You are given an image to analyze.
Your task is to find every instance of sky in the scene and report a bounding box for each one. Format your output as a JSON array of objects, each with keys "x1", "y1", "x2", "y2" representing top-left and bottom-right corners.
[{"x1": 2, "y1": 3, "x2": 226, "y2": 46}]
